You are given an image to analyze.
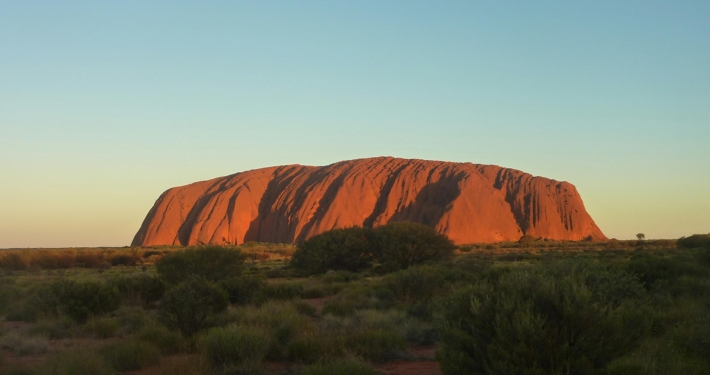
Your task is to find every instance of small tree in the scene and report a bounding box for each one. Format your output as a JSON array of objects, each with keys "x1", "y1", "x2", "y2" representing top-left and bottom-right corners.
[
  {"x1": 636, "y1": 233, "x2": 645, "y2": 241},
  {"x1": 158, "y1": 277, "x2": 228, "y2": 336},
  {"x1": 373, "y1": 222, "x2": 455, "y2": 271},
  {"x1": 517, "y1": 234, "x2": 536, "y2": 248},
  {"x1": 156, "y1": 246, "x2": 247, "y2": 285},
  {"x1": 290, "y1": 227, "x2": 376, "y2": 274}
]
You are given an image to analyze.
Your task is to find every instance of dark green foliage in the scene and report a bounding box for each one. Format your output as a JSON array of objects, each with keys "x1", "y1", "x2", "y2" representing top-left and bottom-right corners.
[
  {"x1": 201, "y1": 325, "x2": 272, "y2": 373},
  {"x1": 83, "y1": 317, "x2": 119, "y2": 338},
  {"x1": 261, "y1": 282, "x2": 304, "y2": 301},
  {"x1": 158, "y1": 277, "x2": 228, "y2": 336},
  {"x1": 219, "y1": 275, "x2": 267, "y2": 304},
  {"x1": 518, "y1": 234, "x2": 537, "y2": 247},
  {"x1": 437, "y1": 262, "x2": 649, "y2": 375},
  {"x1": 16, "y1": 280, "x2": 120, "y2": 323},
  {"x1": 137, "y1": 325, "x2": 188, "y2": 354},
  {"x1": 379, "y1": 264, "x2": 460, "y2": 304},
  {"x1": 626, "y1": 253, "x2": 709, "y2": 290},
  {"x1": 287, "y1": 334, "x2": 344, "y2": 363},
  {"x1": 291, "y1": 227, "x2": 377, "y2": 274},
  {"x1": 100, "y1": 340, "x2": 160, "y2": 371},
  {"x1": 156, "y1": 246, "x2": 247, "y2": 285},
  {"x1": 344, "y1": 328, "x2": 408, "y2": 362},
  {"x1": 110, "y1": 274, "x2": 165, "y2": 305},
  {"x1": 291, "y1": 222, "x2": 455, "y2": 275},
  {"x1": 373, "y1": 222, "x2": 455, "y2": 271},
  {"x1": 110, "y1": 253, "x2": 136, "y2": 266},
  {"x1": 677, "y1": 234, "x2": 710, "y2": 249}
]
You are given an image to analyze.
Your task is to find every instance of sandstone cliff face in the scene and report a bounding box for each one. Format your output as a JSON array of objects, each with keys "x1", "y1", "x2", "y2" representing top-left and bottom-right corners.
[{"x1": 132, "y1": 157, "x2": 606, "y2": 246}]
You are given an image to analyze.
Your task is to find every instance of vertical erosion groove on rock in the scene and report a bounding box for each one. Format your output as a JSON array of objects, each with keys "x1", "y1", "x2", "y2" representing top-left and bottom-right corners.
[{"x1": 132, "y1": 157, "x2": 606, "y2": 246}]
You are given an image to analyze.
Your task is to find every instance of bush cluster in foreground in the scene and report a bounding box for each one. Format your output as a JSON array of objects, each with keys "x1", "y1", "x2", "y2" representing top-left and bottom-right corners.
[
  {"x1": 2, "y1": 233, "x2": 710, "y2": 375},
  {"x1": 290, "y1": 221, "x2": 455, "y2": 274}
]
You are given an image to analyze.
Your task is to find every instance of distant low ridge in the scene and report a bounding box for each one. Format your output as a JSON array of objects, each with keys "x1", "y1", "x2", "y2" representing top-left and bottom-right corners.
[{"x1": 132, "y1": 157, "x2": 606, "y2": 246}]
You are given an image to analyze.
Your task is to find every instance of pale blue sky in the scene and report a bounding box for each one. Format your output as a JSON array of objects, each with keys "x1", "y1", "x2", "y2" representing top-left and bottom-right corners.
[{"x1": 1, "y1": 1, "x2": 708, "y2": 247}]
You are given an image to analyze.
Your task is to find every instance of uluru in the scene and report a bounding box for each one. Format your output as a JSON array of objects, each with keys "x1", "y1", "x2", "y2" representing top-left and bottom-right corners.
[{"x1": 132, "y1": 157, "x2": 606, "y2": 246}]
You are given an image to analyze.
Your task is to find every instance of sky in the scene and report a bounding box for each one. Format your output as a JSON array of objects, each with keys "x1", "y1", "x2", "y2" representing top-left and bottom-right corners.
[{"x1": 1, "y1": 1, "x2": 708, "y2": 248}]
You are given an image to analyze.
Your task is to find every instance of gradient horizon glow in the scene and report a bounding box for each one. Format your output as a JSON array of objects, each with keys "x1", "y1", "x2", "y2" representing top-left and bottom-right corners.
[{"x1": 1, "y1": 1, "x2": 708, "y2": 248}]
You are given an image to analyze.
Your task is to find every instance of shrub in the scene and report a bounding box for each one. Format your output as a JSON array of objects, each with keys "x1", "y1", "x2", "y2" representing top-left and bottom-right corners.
[
  {"x1": 261, "y1": 282, "x2": 304, "y2": 301},
  {"x1": 156, "y1": 246, "x2": 247, "y2": 285},
  {"x1": 287, "y1": 333, "x2": 345, "y2": 363},
  {"x1": 110, "y1": 274, "x2": 165, "y2": 305},
  {"x1": 626, "y1": 253, "x2": 709, "y2": 290},
  {"x1": 83, "y1": 317, "x2": 119, "y2": 338},
  {"x1": 110, "y1": 253, "x2": 136, "y2": 266},
  {"x1": 291, "y1": 227, "x2": 377, "y2": 274},
  {"x1": 55, "y1": 280, "x2": 121, "y2": 323},
  {"x1": 344, "y1": 328, "x2": 407, "y2": 362},
  {"x1": 373, "y1": 221, "x2": 455, "y2": 271},
  {"x1": 322, "y1": 298, "x2": 358, "y2": 317},
  {"x1": 159, "y1": 277, "x2": 229, "y2": 336},
  {"x1": 219, "y1": 275, "x2": 266, "y2": 304},
  {"x1": 201, "y1": 325, "x2": 272, "y2": 374},
  {"x1": 436, "y1": 262, "x2": 650, "y2": 375},
  {"x1": 677, "y1": 234, "x2": 710, "y2": 249},
  {"x1": 18, "y1": 280, "x2": 120, "y2": 323},
  {"x1": 378, "y1": 265, "x2": 453, "y2": 304},
  {"x1": 299, "y1": 358, "x2": 378, "y2": 375},
  {"x1": 36, "y1": 350, "x2": 112, "y2": 375},
  {"x1": 28, "y1": 317, "x2": 76, "y2": 339},
  {"x1": 137, "y1": 324, "x2": 188, "y2": 354},
  {"x1": 100, "y1": 340, "x2": 161, "y2": 371},
  {"x1": 0, "y1": 331, "x2": 49, "y2": 355}
]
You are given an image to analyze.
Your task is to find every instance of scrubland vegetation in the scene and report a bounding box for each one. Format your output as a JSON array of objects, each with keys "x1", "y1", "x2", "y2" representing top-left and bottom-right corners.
[{"x1": 0, "y1": 227, "x2": 709, "y2": 374}]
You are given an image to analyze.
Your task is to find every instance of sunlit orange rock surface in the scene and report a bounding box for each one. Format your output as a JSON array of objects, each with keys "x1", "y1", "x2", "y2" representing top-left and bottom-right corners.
[{"x1": 132, "y1": 157, "x2": 606, "y2": 246}]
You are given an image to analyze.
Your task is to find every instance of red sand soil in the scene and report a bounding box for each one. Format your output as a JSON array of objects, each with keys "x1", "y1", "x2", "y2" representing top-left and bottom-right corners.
[{"x1": 133, "y1": 157, "x2": 606, "y2": 246}]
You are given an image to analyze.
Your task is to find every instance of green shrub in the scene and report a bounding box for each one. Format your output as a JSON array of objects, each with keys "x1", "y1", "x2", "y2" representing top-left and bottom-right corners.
[
  {"x1": 290, "y1": 223, "x2": 456, "y2": 275},
  {"x1": 293, "y1": 300, "x2": 317, "y2": 316},
  {"x1": 344, "y1": 328, "x2": 407, "y2": 362},
  {"x1": 29, "y1": 317, "x2": 77, "y2": 339},
  {"x1": 373, "y1": 221, "x2": 455, "y2": 271},
  {"x1": 322, "y1": 298, "x2": 358, "y2": 317},
  {"x1": 626, "y1": 253, "x2": 709, "y2": 290},
  {"x1": 156, "y1": 246, "x2": 247, "y2": 285},
  {"x1": 287, "y1": 333, "x2": 345, "y2": 363},
  {"x1": 232, "y1": 300, "x2": 314, "y2": 358},
  {"x1": 159, "y1": 277, "x2": 228, "y2": 336},
  {"x1": 201, "y1": 325, "x2": 272, "y2": 374},
  {"x1": 219, "y1": 275, "x2": 266, "y2": 304},
  {"x1": 114, "y1": 306, "x2": 149, "y2": 334},
  {"x1": 677, "y1": 234, "x2": 710, "y2": 249},
  {"x1": 378, "y1": 265, "x2": 453, "y2": 303},
  {"x1": 261, "y1": 282, "x2": 304, "y2": 301},
  {"x1": 137, "y1": 324, "x2": 188, "y2": 354},
  {"x1": 35, "y1": 350, "x2": 112, "y2": 375},
  {"x1": 83, "y1": 317, "x2": 119, "y2": 338},
  {"x1": 110, "y1": 274, "x2": 165, "y2": 305},
  {"x1": 17, "y1": 280, "x2": 120, "y2": 323},
  {"x1": 301, "y1": 287, "x2": 328, "y2": 299},
  {"x1": 436, "y1": 262, "x2": 650, "y2": 375},
  {"x1": 100, "y1": 340, "x2": 160, "y2": 371},
  {"x1": 298, "y1": 358, "x2": 378, "y2": 375},
  {"x1": 323, "y1": 270, "x2": 362, "y2": 284},
  {"x1": 0, "y1": 332, "x2": 49, "y2": 355},
  {"x1": 291, "y1": 227, "x2": 377, "y2": 274}
]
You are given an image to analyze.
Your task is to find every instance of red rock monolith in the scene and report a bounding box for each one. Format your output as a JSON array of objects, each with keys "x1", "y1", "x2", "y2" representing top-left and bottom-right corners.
[{"x1": 132, "y1": 157, "x2": 606, "y2": 246}]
